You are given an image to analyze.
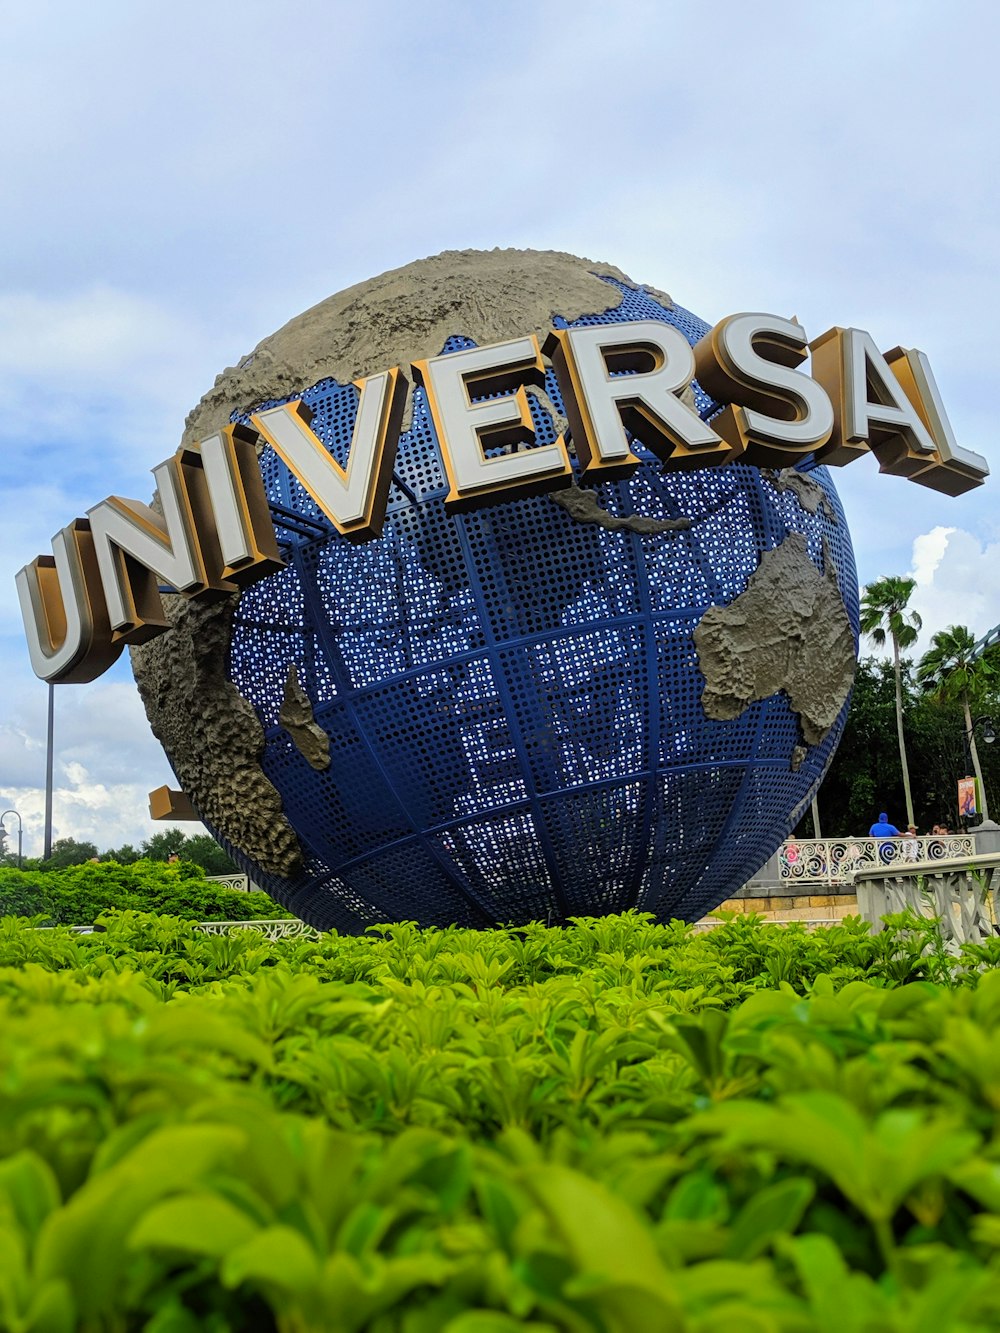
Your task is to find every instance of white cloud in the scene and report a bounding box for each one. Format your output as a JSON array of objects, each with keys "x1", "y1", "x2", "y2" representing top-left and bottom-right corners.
[
  {"x1": 0, "y1": 285, "x2": 222, "y2": 460},
  {"x1": 1, "y1": 769, "x2": 204, "y2": 861},
  {"x1": 907, "y1": 527, "x2": 1000, "y2": 656},
  {"x1": 0, "y1": 671, "x2": 205, "y2": 857},
  {"x1": 0, "y1": 288, "x2": 181, "y2": 381},
  {"x1": 911, "y1": 526, "x2": 955, "y2": 590}
]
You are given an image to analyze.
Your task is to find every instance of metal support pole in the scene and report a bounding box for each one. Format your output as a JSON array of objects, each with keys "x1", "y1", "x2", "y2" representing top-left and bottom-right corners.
[
  {"x1": 43, "y1": 683, "x2": 54, "y2": 861},
  {"x1": 811, "y1": 795, "x2": 822, "y2": 840}
]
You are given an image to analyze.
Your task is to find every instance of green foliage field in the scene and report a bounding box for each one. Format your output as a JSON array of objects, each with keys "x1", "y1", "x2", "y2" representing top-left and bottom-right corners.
[
  {"x1": 0, "y1": 860, "x2": 289, "y2": 926},
  {"x1": 3, "y1": 909, "x2": 1000, "y2": 1329}
]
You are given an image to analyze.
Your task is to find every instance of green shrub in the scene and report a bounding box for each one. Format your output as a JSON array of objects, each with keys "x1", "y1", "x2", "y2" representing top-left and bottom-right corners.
[
  {"x1": 1, "y1": 909, "x2": 999, "y2": 1329},
  {"x1": 0, "y1": 860, "x2": 289, "y2": 925}
]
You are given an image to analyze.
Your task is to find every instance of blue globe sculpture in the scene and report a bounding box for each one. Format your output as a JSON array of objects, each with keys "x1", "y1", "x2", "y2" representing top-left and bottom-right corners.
[{"x1": 137, "y1": 252, "x2": 859, "y2": 930}]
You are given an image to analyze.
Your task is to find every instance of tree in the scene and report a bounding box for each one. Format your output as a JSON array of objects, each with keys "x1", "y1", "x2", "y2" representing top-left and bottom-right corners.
[
  {"x1": 859, "y1": 576, "x2": 922, "y2": 828},
  {"x1": 178, "y1": 834, "x2": 238, "y2": 876},
  {"x1": 917, "y1": 626, "x2": 999, "y2": 823},
  {"x1": 101, "y1": 843, "x2": 141, "y2": 865},
  {"x1": 810, "y1": 657, "x2": 901, "y2": 834},
  {"x1": 42, "y1": 837, "x2": 99, "y2": 868},
  {"x1": 141, "y1": 829, "x2": 188, "y2": 861},
  {"x1": 811, "y1": 655, "x2": 1000, "y2": 835},
  {"x1": 139, "y1": 829, "x2": 237, "y2": 875}
]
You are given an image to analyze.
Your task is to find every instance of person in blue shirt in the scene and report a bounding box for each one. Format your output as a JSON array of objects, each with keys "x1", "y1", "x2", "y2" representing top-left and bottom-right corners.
[
  {"x1": 869, "y1": 812, "x2": 900, "y2": 837},
  {"x1": 869, "y1": 811, "x2": 901, "y2": 863}
]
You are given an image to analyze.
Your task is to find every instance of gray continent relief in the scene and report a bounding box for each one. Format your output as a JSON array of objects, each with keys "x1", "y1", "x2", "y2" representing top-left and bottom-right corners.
[
  {"x1": 693, "y1": 533, "x2": 855, "y2": 747},
  {"x1": 550, "y1": 483, "x2": 691, "y2": 534},
  {"x1": 768, "y1": 468, "x2": 836, "y2": 521},
  {"x1": 130, "y1": 596, "x2": 303, "y2": 877},
  {"x1": 279, "y1": 664, "x2": 332, "y2": 771}
]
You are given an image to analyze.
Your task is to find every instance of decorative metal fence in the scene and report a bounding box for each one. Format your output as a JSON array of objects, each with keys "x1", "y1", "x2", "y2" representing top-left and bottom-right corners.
[
  {"x1": 779, "y1": 835, "x2": 975, "y2": 887},
  {"x1": 195, "y1": 919, "x2": 320, "y2": 941},
  {"x1": 205, "y1": 874, "x2": 252, "y2": 893}
]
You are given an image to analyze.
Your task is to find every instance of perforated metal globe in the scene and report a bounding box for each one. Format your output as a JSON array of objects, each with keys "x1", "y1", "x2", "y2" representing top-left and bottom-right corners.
[{"x1": 207, "y1": 280, "x2": 858, "y2": 930}]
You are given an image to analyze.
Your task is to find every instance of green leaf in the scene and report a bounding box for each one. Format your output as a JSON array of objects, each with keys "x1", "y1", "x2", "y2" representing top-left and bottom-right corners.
[
  {"x1": 522, "y1": 1165, "x2": 684, "y2": 1329},
  {"x1": 779, "y1": 1233, "x2": 887, "y2": 1333},
  {"x1": 443, "y1": 1315, "x2": 557, "y2": 1333},
  {"x1": 221, "y1": 1224, "x2": 321, "y2": 1296},
  {"x1": 0, "y1": 1151, "x2": 62, "y2": 1246},
  {"x1": 34, "y1": 1124, "x2": 246, "y2": 1318},
  {"x1": 20, "y1": 1280, "x2": 75, "y2": 1333},
  {"x1": 724, "y1": 1176, "x2": 815, "y2": 1259},
  {"x1": 129, "y1": 1190, "x2": 259, "y2": 1257},
  {"x1": 664, "y1": 1170, "x2": 727, "y2": 1223}
]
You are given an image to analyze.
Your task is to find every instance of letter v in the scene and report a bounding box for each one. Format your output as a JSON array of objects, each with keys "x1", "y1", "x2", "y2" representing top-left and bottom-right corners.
[{"x1": 252, "y1": 368, "x2": 408, "y2": 543}]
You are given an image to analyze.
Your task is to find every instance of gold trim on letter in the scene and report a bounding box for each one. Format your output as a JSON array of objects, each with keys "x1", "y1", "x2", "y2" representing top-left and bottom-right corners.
[
  {"x1": 883, "y1": 347, "x2": 989, "y2": 496},
  {"x1": 252, "y1": 369, "x2": 407, "y2": 543},
  {"x1": 16, "y1": 519, "x2": 123, "y2": 684},
  {"x1": 693, "y1": 314, "x2": 834, "y2": 467},
  {"x1": 810, "y1": 326, "x2": 938, "y2": 478},
  {"x1": 544, "y1": 323, "x2": 732, "y2": 475},
  {"x1": 413, "y1": 335, "x2": 572, "y2": 514},
  {"x1": 184, "y1": 424, "x2": 285, "y2": 585}
]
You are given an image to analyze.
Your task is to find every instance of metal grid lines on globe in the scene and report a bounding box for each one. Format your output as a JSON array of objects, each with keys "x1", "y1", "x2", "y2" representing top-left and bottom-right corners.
[{"x1": 225, "y1": 282, "x2": 858, "y2": 930}]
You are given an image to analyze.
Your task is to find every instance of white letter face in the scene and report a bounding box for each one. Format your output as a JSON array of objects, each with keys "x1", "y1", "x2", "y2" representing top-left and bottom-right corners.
[
  {"x1": 88, "y1": 457, "x2": 207, "y2": 638},
  {"x1": 195, "y1": 426, "x2": 283, "y2": 577},
  {"x1": 883, "y1": 346, "x2": 989, "y2": 495},
  {"x1": 414, "y1": 336, "x2": 572, "y2": 512},
  {"x1": 546, "y1": 320, "x2": 728, "y2": 475},
  {"x1": 701, "y1": 313, "x2": 835, "y2": 462},
  {"x1": 253, "y1": 368, "x2": 407, "y2": 542},
  {"x1": 843, "y1": 329, "x2": 937, "y2": 473}
]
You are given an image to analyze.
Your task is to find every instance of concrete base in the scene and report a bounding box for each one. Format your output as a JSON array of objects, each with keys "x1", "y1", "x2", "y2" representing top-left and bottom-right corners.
[
  {"x1": 704, "y1": 891, "x2": 858, "y2": 923},
  {"x1": 732, "y1": 879, "x2": 829, "y2": 900}
]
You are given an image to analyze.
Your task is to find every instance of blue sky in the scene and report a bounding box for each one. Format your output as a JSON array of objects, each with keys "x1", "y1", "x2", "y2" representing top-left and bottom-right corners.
[{"x1": 2, "y1": 0, "x2": 999, "y2": 855}]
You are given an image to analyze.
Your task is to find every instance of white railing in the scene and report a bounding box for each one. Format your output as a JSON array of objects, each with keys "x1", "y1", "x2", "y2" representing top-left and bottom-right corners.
[
  {"x1": 205, "y1": 873, "x2": 252, "y2": 893},
  {"x1": 47, "y1": 918, "x2": 318, "y2": 940},
  {"x1": 196, "y1": 918, "x2": 320, "y2": 940},
  {"x1": 852, "y1": 851, "x2": 1000, "y2": 946},
  {"x1": 692, "y1": 917, "x2": 843, "y2": 932},
  {"x1": 779, "y1": 835, "x2": 975, "y2": 887}
]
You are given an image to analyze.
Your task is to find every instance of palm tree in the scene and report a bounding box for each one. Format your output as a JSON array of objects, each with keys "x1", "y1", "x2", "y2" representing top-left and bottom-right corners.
[
  {"x1": 859, "y1": 576, "x2": 921, "y2": 828},
  {"x1": 917, "y1": 625, "x2": 998, "y2": 823}
]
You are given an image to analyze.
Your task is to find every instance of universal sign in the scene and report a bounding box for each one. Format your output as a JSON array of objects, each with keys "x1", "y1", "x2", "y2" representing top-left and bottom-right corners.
[{"x1": 17, "y1": 312, "x2": 988, "y2": 686}]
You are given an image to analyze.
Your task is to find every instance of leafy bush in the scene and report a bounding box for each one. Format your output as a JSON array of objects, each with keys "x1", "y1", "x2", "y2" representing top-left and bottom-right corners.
[
  {"x1": 2, "y1": 909, "x2": 1000, "y2": 1327},
  {"x1": 0, "y1": 860, "x2": 288, "y2": 925}
]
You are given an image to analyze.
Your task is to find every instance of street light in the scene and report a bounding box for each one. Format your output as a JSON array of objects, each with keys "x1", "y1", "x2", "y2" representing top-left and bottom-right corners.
[
  {"x1": 973, "y1": 717, "x2": 997, "y2": 746},
  {"x1": 965, "y1": 715, "x2": 996, "y2": 757},
  {"x1": 961, "y1": 715, "x2": 996, "y2": 824},
  {"x1": 0, "y1": 810, "x2": 23, "y2": 868}
]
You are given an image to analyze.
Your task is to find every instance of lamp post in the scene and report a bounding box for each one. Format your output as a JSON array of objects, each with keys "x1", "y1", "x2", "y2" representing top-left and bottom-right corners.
[
  {"x1": 962, "y1": 714, "x2": 995, "y2": 824},
  {"x1": 43, "y1": 683, "x2": 54, "y2": 861},
  {"x1": 0, "y1": 810, "x2": 23, "y2": 868}
]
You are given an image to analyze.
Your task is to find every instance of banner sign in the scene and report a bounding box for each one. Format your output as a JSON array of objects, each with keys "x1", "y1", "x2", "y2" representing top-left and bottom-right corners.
[{"x1": 959, "y1": 776, "x2": 979, "y2": 818}]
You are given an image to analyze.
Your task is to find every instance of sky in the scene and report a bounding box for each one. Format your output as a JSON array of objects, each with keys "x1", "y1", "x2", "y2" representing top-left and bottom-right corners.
[{"x1": 1, "y1": 0, "x2": 998, "y2": 857}]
